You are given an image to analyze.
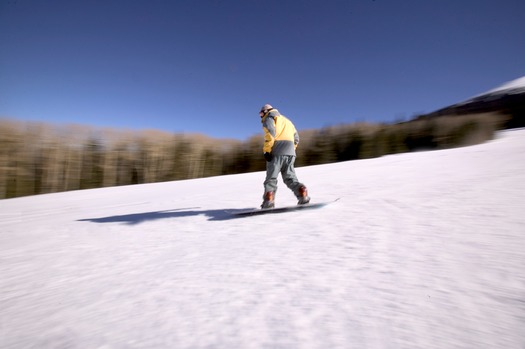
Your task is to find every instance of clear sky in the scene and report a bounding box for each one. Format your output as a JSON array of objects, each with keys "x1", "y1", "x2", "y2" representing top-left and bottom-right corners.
[{"x1": 1, "y1": 0, "x2": 524, "y2": 140}]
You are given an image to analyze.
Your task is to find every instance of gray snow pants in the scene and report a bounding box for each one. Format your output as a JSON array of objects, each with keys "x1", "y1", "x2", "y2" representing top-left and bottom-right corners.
[{"x1": 264, "y1": 155, "x2": 304, "y2": 198}]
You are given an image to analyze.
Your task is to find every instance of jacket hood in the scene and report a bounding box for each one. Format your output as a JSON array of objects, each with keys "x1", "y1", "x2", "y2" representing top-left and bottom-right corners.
[{"x1": 261, "y1": 108, "x2": 281, "y2": 122}]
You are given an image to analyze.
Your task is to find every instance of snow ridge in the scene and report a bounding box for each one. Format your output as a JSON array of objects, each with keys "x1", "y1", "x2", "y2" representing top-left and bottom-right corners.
[{"x1": 484, "y1": 75, "x2": 525, "y2": 95}]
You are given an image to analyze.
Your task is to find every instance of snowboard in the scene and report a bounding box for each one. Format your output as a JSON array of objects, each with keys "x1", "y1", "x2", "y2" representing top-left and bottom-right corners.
[{"x1": 233, "y1": 198, "x2": 339, "y2": 217}]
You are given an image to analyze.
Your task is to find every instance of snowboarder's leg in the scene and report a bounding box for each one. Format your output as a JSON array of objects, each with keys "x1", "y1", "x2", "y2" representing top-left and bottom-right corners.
[
  {"x1": 263, "y1": 155, "x2": 282, "y2": 193},
  {"x1": 296, "y1": 185, "x2": 310, "y2": 205},
  {"x1": 261, "y1": 191, "x2": 275, "y2": 209},
  {"x1": 262, "y1": 156, "x2": 282, "y2": 208},
  {"x1": 281, "y1": 156, "x2": 310, "y2": 204}
]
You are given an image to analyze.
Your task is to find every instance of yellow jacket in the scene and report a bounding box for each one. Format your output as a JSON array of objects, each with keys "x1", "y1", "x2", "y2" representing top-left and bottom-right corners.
[{"x1": 261, "y1": 109, "x2": 299, "y2": 155}]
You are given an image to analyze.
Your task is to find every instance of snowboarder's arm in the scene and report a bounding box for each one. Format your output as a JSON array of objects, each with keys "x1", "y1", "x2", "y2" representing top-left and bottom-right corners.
[{"x1": 262, "y1": 117, "x2": 276, "y2": 153}]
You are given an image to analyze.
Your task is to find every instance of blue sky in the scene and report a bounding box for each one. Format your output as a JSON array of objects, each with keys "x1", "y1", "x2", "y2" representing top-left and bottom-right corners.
[{"x1": 1, "y1": 0, "x2": 524, "y2": 140}]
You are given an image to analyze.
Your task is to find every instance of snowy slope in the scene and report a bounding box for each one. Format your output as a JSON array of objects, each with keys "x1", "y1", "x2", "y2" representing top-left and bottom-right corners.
[
  {"x1": 1, "y1": 129, "x2": 525, "y2": 349},
  {"x1": 483, "y1": 76, "x2": 525, "y2": 95},
  {"x1": 462, "y1": 75, "x2": 525, "y2": 104},
  {"x1": 423, "y1": 76, "x2": 525, "y2": 121}
]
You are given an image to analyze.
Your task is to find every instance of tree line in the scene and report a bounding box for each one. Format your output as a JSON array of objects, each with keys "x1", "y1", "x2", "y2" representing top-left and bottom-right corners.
[{"x1": 0, "y1": 112, "x2": 506, "y2": 199}]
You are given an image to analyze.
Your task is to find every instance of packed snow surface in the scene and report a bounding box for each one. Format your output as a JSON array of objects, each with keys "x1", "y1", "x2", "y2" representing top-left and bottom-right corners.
[{"x1": 1, "y1": 129, "x2": 524, "y2": 349}]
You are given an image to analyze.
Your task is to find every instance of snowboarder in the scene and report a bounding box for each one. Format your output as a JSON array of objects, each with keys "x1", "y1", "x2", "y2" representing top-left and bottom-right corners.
[{"x1": 259, "y1": 104, "x2": 310, "y2": 209}]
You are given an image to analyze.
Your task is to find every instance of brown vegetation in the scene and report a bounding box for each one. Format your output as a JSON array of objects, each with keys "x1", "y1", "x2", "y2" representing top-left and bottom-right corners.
[{"x1": 0, "y1": 112, "x2": 507, "y2": 199}]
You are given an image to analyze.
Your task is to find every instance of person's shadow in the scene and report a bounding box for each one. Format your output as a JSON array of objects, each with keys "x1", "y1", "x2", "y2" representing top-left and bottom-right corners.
[{"x1": 78, "y1": 207, "x2": 253, "y2": 225}]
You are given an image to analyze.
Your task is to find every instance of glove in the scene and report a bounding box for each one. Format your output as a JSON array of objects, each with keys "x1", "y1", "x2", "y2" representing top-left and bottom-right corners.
[{"x1": 264, "y1": 152, "x2": 273, "y2": 162}]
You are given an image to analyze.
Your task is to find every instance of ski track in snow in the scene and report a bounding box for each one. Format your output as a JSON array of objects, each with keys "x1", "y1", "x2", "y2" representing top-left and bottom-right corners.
[{"x1": 1, "y1": 129, "x2": 524, "y2": 349}]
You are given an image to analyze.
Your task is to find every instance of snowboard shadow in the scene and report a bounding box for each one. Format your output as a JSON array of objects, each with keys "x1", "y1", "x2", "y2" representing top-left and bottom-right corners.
[{"x1": 78, "y1": 207, "x2": 253, "y2": 225}]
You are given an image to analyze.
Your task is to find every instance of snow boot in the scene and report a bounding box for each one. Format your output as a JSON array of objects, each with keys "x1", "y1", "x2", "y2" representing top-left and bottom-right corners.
[
  {"x1": 297, "y1": 186, "x2": 310, "y2": 205},
  {"x1": 261, "y1": 191, "x2": 275, "y2": 209}
]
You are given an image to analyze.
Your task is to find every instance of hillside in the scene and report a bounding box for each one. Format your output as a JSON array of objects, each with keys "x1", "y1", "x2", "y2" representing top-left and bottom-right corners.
[
  {"x1": 422, "y1": 76, "x2": 525, "y2": 129},
  {"x1": 1, "y1": 129, "x2": 524, "y2": 348}
]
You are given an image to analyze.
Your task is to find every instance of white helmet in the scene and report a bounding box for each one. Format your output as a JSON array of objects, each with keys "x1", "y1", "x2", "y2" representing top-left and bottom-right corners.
[{"x1": 260, "y1": 104, "x2": 273, "y2": 113}]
